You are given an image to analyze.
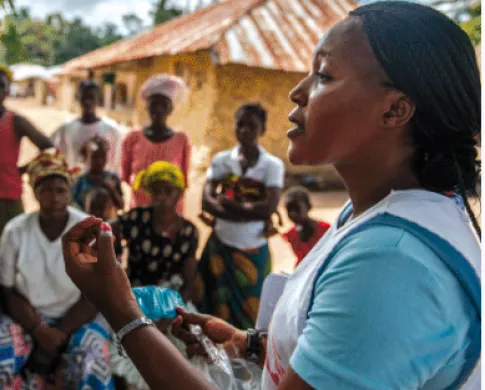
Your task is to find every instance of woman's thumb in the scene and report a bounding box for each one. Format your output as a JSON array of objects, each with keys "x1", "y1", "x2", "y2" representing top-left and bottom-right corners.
[{"x1": 96, "y1": 222, "x2": 117, "y2": 271}]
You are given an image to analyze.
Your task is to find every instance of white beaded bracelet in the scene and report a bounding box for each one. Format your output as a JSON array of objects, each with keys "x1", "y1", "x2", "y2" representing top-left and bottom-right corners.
[{"x1": 116, "y1": 316, "x2": 154, "y2": 357}]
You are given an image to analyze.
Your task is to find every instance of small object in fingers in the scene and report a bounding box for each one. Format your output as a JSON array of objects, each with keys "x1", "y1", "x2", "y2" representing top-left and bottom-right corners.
[{"x1": 100, "y1": 222, "x2": 112, "y2": 232}]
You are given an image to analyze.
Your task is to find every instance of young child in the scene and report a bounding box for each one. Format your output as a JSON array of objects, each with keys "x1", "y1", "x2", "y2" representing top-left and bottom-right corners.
[
  {"x1": 84, "y1": 187, "x2": 115, "y2": 220},
  {"x1": 282, "y1": 187, "x2": 330, "y2": 268},
  {"x1": 71, "y1": 135, "x2": 123, "y2": 213}
]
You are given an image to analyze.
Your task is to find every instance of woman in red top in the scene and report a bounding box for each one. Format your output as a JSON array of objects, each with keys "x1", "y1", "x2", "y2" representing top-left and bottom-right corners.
[
  {"x1": 282, "y1": 187, "x2": 330, "y2": 268},
  {"x1": 0, "y1": 65, "x2": 53, "y2": 234},
  {"x1": 121, "y1": 74, "x2": 190, "y2": 215}
]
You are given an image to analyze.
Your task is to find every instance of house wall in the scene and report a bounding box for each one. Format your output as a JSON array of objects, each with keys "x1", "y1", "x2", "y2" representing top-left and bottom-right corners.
[{"x1": 131, "y1": 51, "x2": 217, "y2": 147}]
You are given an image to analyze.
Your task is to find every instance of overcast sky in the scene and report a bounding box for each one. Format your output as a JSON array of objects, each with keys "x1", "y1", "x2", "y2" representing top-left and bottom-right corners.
[
  {"x1": 13, "y1": 0, "x2": 216, "y2": 32},
  {"x1": 11, "y1": 0, "x2": 464, "y2": 33}
]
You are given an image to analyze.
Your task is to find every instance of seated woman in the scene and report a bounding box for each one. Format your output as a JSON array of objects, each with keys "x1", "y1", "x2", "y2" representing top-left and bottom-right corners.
[
  {"x1": 110, "y1": 161, "x2": 198, "y2": 389},
  {"x1": 0, "y1": 150, "x2": 114, "y2": 389},
  {"x1": 113, "y1": 161, "x2": 198, "y2": 303}
]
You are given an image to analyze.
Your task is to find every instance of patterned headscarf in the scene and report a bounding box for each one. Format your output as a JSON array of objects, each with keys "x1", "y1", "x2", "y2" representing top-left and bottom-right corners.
[
  {"x1": 139, "y1": 74, "x2": 188, "y2": 108},
  {"x1": 133, "y1": 161, "x2": 185, "y2": 194},
  {"x1": 27, "y1": 148, "x2": 81, "y2": 188}
]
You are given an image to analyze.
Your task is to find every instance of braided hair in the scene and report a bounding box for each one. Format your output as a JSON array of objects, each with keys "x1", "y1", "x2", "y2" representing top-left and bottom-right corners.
[{"x1": 351, "y1": 2, "x2": 481, "y2": 238}]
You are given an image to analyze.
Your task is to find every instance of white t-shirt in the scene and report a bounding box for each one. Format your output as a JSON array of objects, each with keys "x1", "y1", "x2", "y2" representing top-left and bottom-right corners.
[
  {"x1": 52, "y1": 116, "x2": 123, "y2": 174},
  {"x1": 262, "y1": 190, "x2": 480, "y2": 390},
  {"x1": 0, "y1": 207, "x2": 88, "y2": 318},
  {"x1": 207, "y1": 146, "x2": 285, "y2": 250}
]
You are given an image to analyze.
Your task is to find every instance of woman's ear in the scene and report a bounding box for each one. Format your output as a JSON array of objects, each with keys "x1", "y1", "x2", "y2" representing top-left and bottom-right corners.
[{"x1": 381, "y1": 92, "x2": 416, "y2": 129}]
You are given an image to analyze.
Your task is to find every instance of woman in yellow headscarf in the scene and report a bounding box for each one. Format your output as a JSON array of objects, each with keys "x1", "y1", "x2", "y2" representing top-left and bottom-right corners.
[{"x1": 113, "y1": 161, "x2": 199, "y2": 303}]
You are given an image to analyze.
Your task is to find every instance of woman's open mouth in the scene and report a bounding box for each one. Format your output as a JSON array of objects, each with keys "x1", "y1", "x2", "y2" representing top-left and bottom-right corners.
[{"x1": 287, "y1": 127, "x2": 305, "y2": 139}]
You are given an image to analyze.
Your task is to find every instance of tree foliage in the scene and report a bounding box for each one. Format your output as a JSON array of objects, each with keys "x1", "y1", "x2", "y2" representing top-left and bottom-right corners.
[
  {"x1": 123, "y1": 13, "x2": 144, "y2": 36},
  {"x1": 152, "y1": 0, "x2": 183, "y2": 26},
  {"x1": 0, "y1": 8, "x2": 124, "y2": 66},
  {"x1": 460, "y1": 2, "x2": 481, "y2": 46}
]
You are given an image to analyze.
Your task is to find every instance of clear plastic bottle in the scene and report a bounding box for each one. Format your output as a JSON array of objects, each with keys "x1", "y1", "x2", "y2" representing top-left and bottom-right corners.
[{"x1": 132, "y1": 286, "x2": 185, "y2": 320}]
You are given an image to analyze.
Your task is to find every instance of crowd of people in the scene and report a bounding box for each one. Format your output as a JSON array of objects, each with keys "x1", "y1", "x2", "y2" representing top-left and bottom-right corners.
[
  {"x1": 0, "y1": 2, "x2": 482, "y2": 389},
  {"x1": 0, "y1": 50, "x2": 331, "y2": 388}
]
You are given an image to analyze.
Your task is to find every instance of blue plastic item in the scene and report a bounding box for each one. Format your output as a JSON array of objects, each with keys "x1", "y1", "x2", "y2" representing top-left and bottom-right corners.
[{"x1": 132, "y1": 286, "x2": 185, "y2": 320}]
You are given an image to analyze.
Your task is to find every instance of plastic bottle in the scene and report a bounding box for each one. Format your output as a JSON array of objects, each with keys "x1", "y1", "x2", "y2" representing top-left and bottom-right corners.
[{"x1": 132, "y1": 286, "x2": 185, "y2": 320}]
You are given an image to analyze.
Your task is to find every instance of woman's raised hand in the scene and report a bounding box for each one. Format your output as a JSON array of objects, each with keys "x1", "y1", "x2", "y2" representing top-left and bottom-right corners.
[{"x1": 62, "y1": 217, "x2": 142, "y2": 330}]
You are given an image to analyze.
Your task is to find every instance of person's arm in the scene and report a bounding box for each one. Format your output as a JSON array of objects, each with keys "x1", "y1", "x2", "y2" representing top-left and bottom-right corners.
[
  {"x1": 58, "y1": 297, "x2": 98, "y2": 336},
  {"x1": 13, "y1": 114, "x2": 53, "y2": 150},
  {"x1": 180, "y1": 256, "x2": 196, "y2": 302},
  {"x1": 110, "y1": 124, "x2": 123, "y2": 175},
  {"x1": 201, "y1": 180, "x2": 252, "y2": 222},
  {"x1": 120, "y1": 133, "x2": 133, "y2": 184},
  {"x1": 103, "y1": 175, "x2": 124, "y2": 210},
  {"x1": 1, "y1": 286, "x2": 43, "y2": 332},
  {"x1": 220, "y1": 187, "x2": 282, "y2": 220},
  {"x1": 180, "y1": 225, "x2": 198, "y2": 302},
  {"x1": 62, "y1": 217, "x2": 314, "y2": 390},
  {"x1": 182, "y1": 134, "x2": 191, "y2": 188},
  {"x1": 1, "y1": 287, "x2": 68, "y2": 353}
]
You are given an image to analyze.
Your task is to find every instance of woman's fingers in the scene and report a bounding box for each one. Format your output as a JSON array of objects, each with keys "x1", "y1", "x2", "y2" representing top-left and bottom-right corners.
[
  {"x1": 176, "y1": 308, "x2": 212, "y2": 328},
  {"x1": 186, "y1": 343, "x2": 209, "y2": 359},
  {"x1": 94, "y1": 224, "x2": 117, "y2": 272},
  {"x1": 62, "y1": 217, "x2": 102, "y2": 262},
  {"x1": 171, "y1": 323, "x2": 199, "y2": 345}
]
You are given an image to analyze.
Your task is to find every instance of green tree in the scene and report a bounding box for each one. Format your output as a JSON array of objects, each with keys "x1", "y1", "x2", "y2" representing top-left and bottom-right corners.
[
  {"x1": 1, "y1": 18, "x2": 26, "y2": 64},
  {"x1": 152, "y1": 0, "x2": 183, "y2": 26},
  {"x1": 98, "y1": 22, "x2": 123, "y2": 46},
  {"x1": 14, "y1": 13, "x2": 58, "y2": 66},
  {"x1": 460, "y1": 2, "x2": 481, "y2": 46},
  {"x1": 123, "y1": 13, "x2": 144, "y2": 36}
]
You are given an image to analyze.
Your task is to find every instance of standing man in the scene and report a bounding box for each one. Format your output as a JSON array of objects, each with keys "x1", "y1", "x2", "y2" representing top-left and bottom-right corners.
[
  {"x1": 52, "y1": 79, "x2": 123, "y2": 174},
  {"x1": 0, "y1": 64, "x2": 53, "y2": 235}
]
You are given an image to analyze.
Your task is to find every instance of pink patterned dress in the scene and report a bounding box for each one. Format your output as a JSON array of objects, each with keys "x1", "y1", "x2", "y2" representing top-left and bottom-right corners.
[{"x1": 121, "y1": 130, "x2": 190, "y2": 214}]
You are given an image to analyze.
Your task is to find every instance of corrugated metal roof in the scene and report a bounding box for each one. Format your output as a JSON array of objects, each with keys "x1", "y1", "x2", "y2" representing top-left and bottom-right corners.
[{"x1": 63, "y1": 0, "x2": 356, "y2": 73}]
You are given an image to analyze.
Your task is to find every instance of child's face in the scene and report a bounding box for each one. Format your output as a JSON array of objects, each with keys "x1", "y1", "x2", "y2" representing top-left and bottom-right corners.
[
  {"x1": 87, "y1": 148, "x2": 107, "y2": 173},
  {"x1": 286, "y1": 199, "x2": 309, "y2": 226},
  {"x1": 151, "y1": 180, "x2": 182, "y2": 213},
  {"x1": 86, "y1": 193, "x2": 113, "y2": 220},
  {"x1": 235, "y1": 111, "x2": 264, "y2": 149}
]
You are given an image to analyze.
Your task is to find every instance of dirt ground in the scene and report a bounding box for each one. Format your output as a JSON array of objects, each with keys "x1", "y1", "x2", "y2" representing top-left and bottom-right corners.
[{"x1": 9, "y1": 98, "x2": 348, "y2": 273}]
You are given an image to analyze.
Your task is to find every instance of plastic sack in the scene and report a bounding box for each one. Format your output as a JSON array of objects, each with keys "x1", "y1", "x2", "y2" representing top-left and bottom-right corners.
[
  {"x1": 131, "y1": 286, "x2": 185, "y2": 320},
  {"x1": 114, "y1": 288, "x2": 263, "y2": 389},
  {"x1": 190, "y1": 325, "x2": 262, "y2": 390}
]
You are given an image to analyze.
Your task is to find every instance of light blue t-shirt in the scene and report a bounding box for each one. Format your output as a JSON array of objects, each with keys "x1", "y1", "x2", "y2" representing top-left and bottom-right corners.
[
  {"x1": 291, "y1": 224, "x2": 479, "y2": 389},
  {"x1": 263, "y1": 190, "x2": 480, "y2": 390}
]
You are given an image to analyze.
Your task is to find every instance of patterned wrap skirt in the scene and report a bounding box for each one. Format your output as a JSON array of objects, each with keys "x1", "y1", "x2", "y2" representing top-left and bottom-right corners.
[
  {"x1": 194, "y1": 233, "x2": 271, "y2": 329},
  {"x1": 0, "y1": 313, "x2": 114, "y2": 389}
]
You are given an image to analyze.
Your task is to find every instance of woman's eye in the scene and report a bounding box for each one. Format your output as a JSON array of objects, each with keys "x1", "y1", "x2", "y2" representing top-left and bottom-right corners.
[{"x1": 316, "y1": 72, "x2": 332, "y2": 83}]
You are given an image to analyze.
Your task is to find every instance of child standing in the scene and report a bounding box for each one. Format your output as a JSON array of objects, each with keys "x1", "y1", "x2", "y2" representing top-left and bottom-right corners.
[
  {"x1": 71, "y1": 135, "x2": 124, "y2": 214},
  {"x1": 282, "y1": 187, "x2": 330, "y2": 268}
]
